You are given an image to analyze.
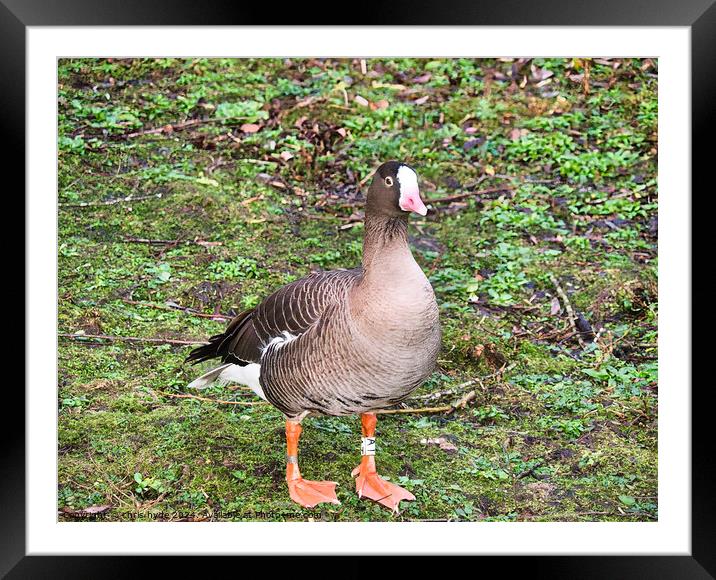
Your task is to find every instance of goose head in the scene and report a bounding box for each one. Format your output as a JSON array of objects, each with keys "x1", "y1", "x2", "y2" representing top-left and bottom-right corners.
[{"x1": 366, "y1": 161, "x2": 427, "y2": 217}]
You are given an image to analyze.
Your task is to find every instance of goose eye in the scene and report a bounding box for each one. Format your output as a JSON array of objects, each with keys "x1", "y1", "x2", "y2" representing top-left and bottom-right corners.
[{"x1": 384, "y1": 176, "x2": 394, "y2": 187}]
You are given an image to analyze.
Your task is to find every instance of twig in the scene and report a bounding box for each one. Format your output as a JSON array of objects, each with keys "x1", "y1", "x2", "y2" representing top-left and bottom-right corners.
[
  {"x1": 121, "y1": 299, "x2": 232, "y2": 321},
  {"x1": 481, "y1": 362, "x2": 516, "y2": 381},
  {"x1": 375, "y1": 405, "x2": 452, "y2": 415},
  {"x1": 447, "y1": 390, "x2": 478, "y2": 414},
  {"x1": 87, "y1": 454, "x2": 135, "y2": 504},
  {"x1": 58, "y1": 332, "x2": 208, "y2": 346},
  {"x1": 59, "y1": 191, "x2": 167, "y2": 208},
  {"x1": 412, "y1": 379, "x2": 483, "y2": 402},
  {"x1": 157, "y1": 390, "x2": 268, "y2": 406},
  {"x1": 583, "y1": 58, "x2": 591, "y2": 95},
  {"x1": 121, "y1": 237, "x2": 178, "y2": 245},
  {"x1": 137, "y1": 492, "x2": 168, "y2": 512},
  {"x1": 124, "y1": 118, "x2": 207, "y2": 138},
  {"x1": 427, "y1": 185, "x2": 514, "y2": 205},
  {"x1": 549, "y1": 274, "x2": 588, "y2": 349},
  {"x1": 359, "y1": 168, "x2": 377, "y2": 187},
  {"x1": 238, "y1": 158, "x2": 279, "y2": 166},
  {"x1": 379, "y1": 375, "x2": 513, "y2": 416},
  {"x1": 121, "y1": 116, "x2": 254, "y2": 139},
  {"x1": 300, "y1": 212, "x2": 345, "y2": 222},
  {"x1": 425, "y1": 251, "x2": 445, "y2": 278},
  {"x1": 160, "y1": 383, "x2": 503, "y2": 415},
  {"x1": 584, "y1": 191, "x2": 637, "y2": 205},
  {"x1": 119, "y1": 236, "x2": 222, "y2": 247},
  {"x1": 516, "y1": 461, "x2": 544, "y2": 479},
  {"x1": 280, "y1": 94, "x2": 328, "y2": 115},
  {"x1": 515, "y1": 511, "x2": 616, "y2": 520},
  {"x1": 411, "y1": 363, "x2": 516, "y2": 402}
]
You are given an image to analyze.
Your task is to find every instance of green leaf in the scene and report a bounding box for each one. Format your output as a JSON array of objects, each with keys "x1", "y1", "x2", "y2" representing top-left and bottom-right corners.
[
  {"x1": 582, "y1": 368, "x2": 609, "y2": 380},
  {"x1": 214, "y1": 100, "x2": 268, "y2": 122}
]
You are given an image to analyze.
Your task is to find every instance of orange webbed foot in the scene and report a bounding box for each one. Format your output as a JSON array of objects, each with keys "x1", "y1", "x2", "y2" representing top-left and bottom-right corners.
[
  {"x1": 352, "y1": 465, "x2": 415, "y2": 513},
  {"x1": 287, "y1": 478, "x2": 340, "y2": 509}
]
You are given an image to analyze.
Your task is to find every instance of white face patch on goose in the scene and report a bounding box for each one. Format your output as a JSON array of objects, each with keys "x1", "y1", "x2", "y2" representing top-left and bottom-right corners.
[{"x1": 396, "y1": 165, "x2": 428, "y2": 216}]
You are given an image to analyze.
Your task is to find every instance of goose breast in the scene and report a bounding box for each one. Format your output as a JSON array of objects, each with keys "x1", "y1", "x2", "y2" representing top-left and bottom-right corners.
[{"x1": 259, "y1": 269, "x2": 441, "y2": 418}]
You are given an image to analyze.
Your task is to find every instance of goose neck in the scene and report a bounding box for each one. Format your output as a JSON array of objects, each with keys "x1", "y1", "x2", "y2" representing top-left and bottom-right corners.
[{"x1": 360, "y1": 212, "x2": 416, "y2": 278}]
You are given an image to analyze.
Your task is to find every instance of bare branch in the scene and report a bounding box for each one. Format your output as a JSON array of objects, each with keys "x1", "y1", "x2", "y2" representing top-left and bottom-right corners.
[{"x1": 58, "y1": 332, "x2": 207, "y2": 347}]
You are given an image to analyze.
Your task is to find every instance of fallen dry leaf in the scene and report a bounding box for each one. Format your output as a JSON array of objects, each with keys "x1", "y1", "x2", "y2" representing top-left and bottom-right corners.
[
  {"x1": 59, "y1": 504, "x2": 113, "y2": 517},
  {"x1": 240, "y1": 123, "x2": 261, "y2": 134},
  {"x1": 530, "y1": 66, "x2": 554, "y2": 82},
  {"x1": 550, "y1": 296, "x2": 561, "y2": 316},
  {"x1": 414, "y1": 95, "x2": 429, "y2": 105},
  {"x1": 420, "y1": 437, "x2": 458, "y2": 453},
  {"x1": 524, "y1": 482, "x2": 555, "y2": 500},
  {"x1": 547, "y1": 95, "x2": 571, "y2": 115},
  {"x1": 463, "y1": 139, "x2": 480, "y2": 152},
  {"x1": 240, "y1": 195, "x2": 263, "y2": 206},
  {"x1": 413, "y1": 73, "x2": 432, "y2": 84},
  {"x1": 510, "y1": 128, "x2": 528, "y2": 141}
]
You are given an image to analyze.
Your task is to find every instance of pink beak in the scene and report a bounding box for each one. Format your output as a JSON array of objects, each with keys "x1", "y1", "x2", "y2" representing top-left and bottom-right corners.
[{"x1": 399, "y1": 189, "x2": 428, "y2": 216}]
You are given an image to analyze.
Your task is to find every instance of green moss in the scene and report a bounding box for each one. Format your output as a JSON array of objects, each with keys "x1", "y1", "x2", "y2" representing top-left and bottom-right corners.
[{"x1": 58, "y1": 57, "x2": 657, "y2": 522}]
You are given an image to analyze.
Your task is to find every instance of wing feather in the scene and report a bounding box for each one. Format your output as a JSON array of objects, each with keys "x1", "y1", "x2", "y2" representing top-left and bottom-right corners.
[{"x1": 186, "y1": 268, "x2": 362, "y2": 366}]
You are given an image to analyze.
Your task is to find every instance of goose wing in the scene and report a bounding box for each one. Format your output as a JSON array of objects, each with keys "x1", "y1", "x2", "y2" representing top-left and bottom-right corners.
[{"x1": 186, "y1": 268, "x2": 361, "y2": 366}]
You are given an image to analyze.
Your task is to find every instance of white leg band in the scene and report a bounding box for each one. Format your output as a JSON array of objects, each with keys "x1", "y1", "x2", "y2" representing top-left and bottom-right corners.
[{"x1": 361, "y1": 436, "x2": 376, "y2": 456}]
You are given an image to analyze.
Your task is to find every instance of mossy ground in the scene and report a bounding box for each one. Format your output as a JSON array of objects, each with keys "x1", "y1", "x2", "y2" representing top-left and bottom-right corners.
[{"x1": 58, "y1": 57, "x2": 658, "y2": 522}]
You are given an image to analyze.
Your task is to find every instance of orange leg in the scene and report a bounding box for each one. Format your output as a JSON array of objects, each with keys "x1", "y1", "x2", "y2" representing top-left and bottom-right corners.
[
  {"x1": 351, "y1": 413, "x2": 415, "y2": 513},
  {"x1": 285, "y1": 420, "x2": 340, "y2": 508}
]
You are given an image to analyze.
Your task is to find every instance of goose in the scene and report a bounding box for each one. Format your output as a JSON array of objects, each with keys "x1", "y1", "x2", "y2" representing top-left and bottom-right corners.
[{"x1": 186, "y1": 161, "x2": 441, "y2": 512}]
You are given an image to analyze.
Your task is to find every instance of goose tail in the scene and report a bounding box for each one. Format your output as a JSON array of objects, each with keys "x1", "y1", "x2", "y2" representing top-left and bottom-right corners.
[
  {"x1": 186, "y1": 363, "x2": 232, "y2": 389},
  {"x1": 186, "y1": 363, "x2": 266, "y2": 401}
]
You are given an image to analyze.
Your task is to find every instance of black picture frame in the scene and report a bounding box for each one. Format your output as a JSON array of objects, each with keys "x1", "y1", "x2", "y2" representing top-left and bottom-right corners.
[{"x1": 8, "y1": 0, "x2": 710, "y2": 577}]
